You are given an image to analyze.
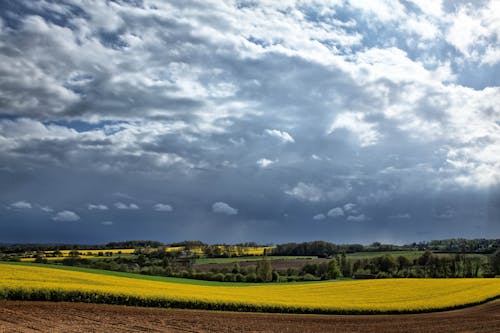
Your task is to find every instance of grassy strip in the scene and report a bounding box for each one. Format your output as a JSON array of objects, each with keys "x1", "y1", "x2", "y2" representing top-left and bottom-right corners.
[
  {"x1": 0, "y1": 287, "x2": 499, "y2": 315},
  {"x1": 0, "y1": 261, "x2": 331, "y2": 286}
]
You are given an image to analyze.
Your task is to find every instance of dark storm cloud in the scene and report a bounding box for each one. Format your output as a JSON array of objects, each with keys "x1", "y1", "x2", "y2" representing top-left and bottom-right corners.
[{"x1": 0, "y1": 0, "x2": 499, "y2": 244}]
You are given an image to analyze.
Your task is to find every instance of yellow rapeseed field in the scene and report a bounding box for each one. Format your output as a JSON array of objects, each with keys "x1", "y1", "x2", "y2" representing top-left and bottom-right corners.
[
  {"x1": 19, "y1": 248, "x2": 136, "y2": 262},
  {"x1": 0, "y1": 263, "x2": 499, "y2": 313},
  {"x1": 58, "y1": 249, "x2": 136, "y2": 255},
  {"x1": 164, "y1": 245, "x2": 275, "y2": 256}
]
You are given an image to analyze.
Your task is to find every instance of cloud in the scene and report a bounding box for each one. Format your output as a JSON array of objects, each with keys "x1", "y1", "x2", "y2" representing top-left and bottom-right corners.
[
  {"x1": 37, "y1": 205, "x2": 53, "y2": 213},
  {"x1": 88, "y1": 203, "x2": 108, "y2": 211},
  {"x1": 445, "y1": 3, "x2": 500, "y2": 64},
  {"x1": 343, "y1": 203, "x2": 356, "y2": 212},
  {"x1": 434, "y1": 208, "x2": 454, "y2": 219},
  {"x1": 52, "y1": 210, "x2": 80, "y2": 222},
  {"x1": 329, "y1": 112, "x2": 380, "y2": 147},
  {"x1": 0, "y1": 0, "x2": 499, "y2": 244},
  {"x1": 327, "y1": 207, "x2": 344, "y2": 218},
  {"x1": 347, "y1": 214, "x2": 368, "y2": 222},
  {"x1": 256, "y1": 158, "x2": 275, "y2": 168},
  {"x1": 285, "y1": 182, "x2": 323, "y2": 202},
  {"x1": 389, "y1": 213, "x2": 411, "y2": 219},
  {"x1": 10, "y1": 201, "x2": 32, "y2": 209},
  {"x1": 313, "y1": 213, "x2": 326, "y2": 220},
  {"x1": 265, "y1": 129, "x2": 295, "y2": 143},
  {"x1": 153, "y1": 203, "x2": 173, "y2": 212},
  {"x1": 101, "y1": 221, "x2": 113, "y2": 225},
  {"x1": 114, "y1": 202, "x2": 139, "y2": 210},
  {"x1": 212, "y1": 202, "x2": 238, "y2": 215}
]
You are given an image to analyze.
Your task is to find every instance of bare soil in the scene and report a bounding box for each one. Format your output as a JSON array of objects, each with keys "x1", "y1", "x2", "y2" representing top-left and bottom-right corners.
[{"x1": 1, "y1": 300, "x2": 499, "y2": 333}]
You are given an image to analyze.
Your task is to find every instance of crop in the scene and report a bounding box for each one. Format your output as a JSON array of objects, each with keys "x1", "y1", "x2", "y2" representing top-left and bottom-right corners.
[
  {"x1": 0, "y1": 263, "x2": 498, "y2": 314},
  {"x1": 19, "y1": 248, "x2": 136, "y2": 261},
  {"x1": 165, "y1": 245, "x2": 275, "y2": 256}
]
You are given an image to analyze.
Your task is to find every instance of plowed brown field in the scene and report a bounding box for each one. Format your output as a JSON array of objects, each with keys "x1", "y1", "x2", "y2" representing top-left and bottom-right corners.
[{"x1": 1, "y1": 300, "x2": 499, "y2": 333}]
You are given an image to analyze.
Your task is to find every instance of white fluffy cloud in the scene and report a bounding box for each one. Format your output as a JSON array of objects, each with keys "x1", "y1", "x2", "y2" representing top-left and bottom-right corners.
[
  {"x1": 153, "y1": 203, "x2": 173, "y2": 212},
  {"x1": 344, "y1": 203, "x2": 356, "y2": 212},
  {"x1": 265, "y1": 129, "x2": 295, "y2": 143},
  {"x1": 329, "y1": 112, "x2": 380, "y2": 147},
  {"x1": 52, "y1": 210, "x2": 80, "y2": 222},
  {"x1": 38, "y1": 205, "x2": 53, "y2": 213},
  {"x1": 446, "y1": 2, "x2": 500, "y2": 64},
  {"x1": 285, "y1": 182, "x2": 323, "y2": 202},
  {"x1": 212, "y1": 202, "x2": 238, "y2": 215},
  {"x1": 256, "y1": 158, "x2": 276, "y2": 168},
  {"x1": 327, "y1": 207, "x2": 344, "y2": 218},
  {"x1": 88, "y1": 203, "x2": 108, "y2": 210},
  {"x1": 10, "y1": 201, "x2": 32, "y2": 209},
  {"x1": 347, "y1": 214, "x2": 368, "y2": 222},
  {"x1": 114, "y1": 202, "x2": 139, "y2": 210},
  {"x1": 313, "y1": 213, "x2": 326, "y2": 220}
]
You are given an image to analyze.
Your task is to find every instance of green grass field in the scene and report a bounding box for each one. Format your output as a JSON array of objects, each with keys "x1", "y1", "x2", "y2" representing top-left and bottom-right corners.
[
  {"x1": 346, "y1": 251, "x2": 424, "y2": 260},
  {"x1": 195, "y1": 256, "x2": 317, "y2": 264},
  {"x1": 345, "y1": 251, "x2": 488, "y2": 260}
]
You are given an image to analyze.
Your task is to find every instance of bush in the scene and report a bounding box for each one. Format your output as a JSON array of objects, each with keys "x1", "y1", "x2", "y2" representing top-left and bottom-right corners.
[
  {"x1": 278, "y1": 276, "x2": 289, "y2": 283},
  {"x1": 376, "y1": 272, "x2": 391, "y2": 279},
  {"x1": 213, "y1": 273, "x2": 225, "y2": 282},
  {"x1": 223, "y1": 274, "x2": 236, "y2": 282},
  {"x1": 246, "y1": 273, "x2": 257, "y2": 282},
  {"x1": 287, "y1": 276, "x2": 301, "y2": 282},
  {"x1": 302, "y1": 273, "x2": 317, "y2": 281}
]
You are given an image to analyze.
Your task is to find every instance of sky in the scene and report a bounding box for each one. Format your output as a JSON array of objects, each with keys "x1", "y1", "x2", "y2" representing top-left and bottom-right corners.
[{"x1": 0, "y1": 0, "x2": 499, "y2": 245}]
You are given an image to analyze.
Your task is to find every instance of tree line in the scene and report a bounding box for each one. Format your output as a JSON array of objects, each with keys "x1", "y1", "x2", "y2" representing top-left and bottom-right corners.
[{"x1": 1, "y1": 238, "x2": 498, "y2": 255}]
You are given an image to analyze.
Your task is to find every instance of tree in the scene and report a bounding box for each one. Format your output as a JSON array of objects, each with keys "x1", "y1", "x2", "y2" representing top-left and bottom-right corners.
[
  {"x1": 374, "y1": 254, "x2": 396, "y2": 274},
  {"x1": 327, "y1": 259, "x2": 341, "y2": 279},
  {"x1": 340, "y1": 252, "x2": 352, "y2": 277},
  {"x1": 396, "y1": 255, "x2": 411, "y2": 275},
  {"x1": 490, "y1": 249, "x2": 500, "y2": 276},
  {"x1": 256, "y1": 259, "x2": 273, "y2": 282}
]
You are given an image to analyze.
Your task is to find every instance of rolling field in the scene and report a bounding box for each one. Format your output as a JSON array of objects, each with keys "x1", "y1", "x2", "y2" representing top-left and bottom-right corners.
[
  {"x1": 0, "y1": 262, "x2": 499, "y2": 314},
  {"x1": 2, "y1": 300, "x2": 499, "y2": 332}
]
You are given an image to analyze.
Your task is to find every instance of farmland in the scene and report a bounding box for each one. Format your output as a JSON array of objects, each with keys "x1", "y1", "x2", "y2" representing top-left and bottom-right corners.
[
  {"x1": 10, "y1": 245, "x2": 276, "y2": 262},
  {"x1": 2, "y1": 300, "x2": 499, "y2": 333},
  {"x1": 194, "y1": 255, "x2": 317, "y2": 264},
  {"x1": 0, "y1": 263, "x2": 499, "y2": 314},
  {"x1": 4, "y1": 243, "x2": 497, "y2": 284}
]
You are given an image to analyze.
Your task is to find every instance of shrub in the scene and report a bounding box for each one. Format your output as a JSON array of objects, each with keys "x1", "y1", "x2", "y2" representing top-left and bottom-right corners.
[
  {"x1": 213, "y1": 273, "x2": 225, "y2": 282},
  {"x1": 246, "y1": 273, "x2": 257, "y2": 282},
  {"x1": 302, "y1": 273, "x2": 317, "y2": 281}
]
